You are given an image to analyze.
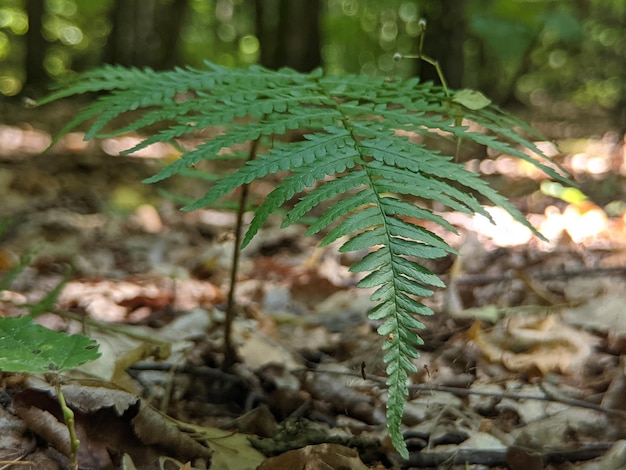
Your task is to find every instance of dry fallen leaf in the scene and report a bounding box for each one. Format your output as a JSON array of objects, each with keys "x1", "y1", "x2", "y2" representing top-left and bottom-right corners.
[
  {"x1": 14, "y1": 383, "x2": 213, "y2": 469},
  {"x1": 257, "y1": 443, "x2": 369, "y2": 470},
  {"x1": 468, "y1": 314, "x2": 597, "y2": 375},
  {"x1": 563, "y1": 294, "x2": 626, "y2": 353},
  {"x1": 59, "y1": 277, "x2": 222, "y2": 322},
  {"x1": 178, "y1": 425, "x2": 265, "y2": 470}
]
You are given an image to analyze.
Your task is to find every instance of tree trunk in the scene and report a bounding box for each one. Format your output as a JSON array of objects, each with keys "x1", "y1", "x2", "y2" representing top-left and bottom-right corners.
[
  {"x1": 24, "y1": 0, "x2": 47, "y2": 91},
  {"x1": 418, "y1": 0, "x2": 466, "y2": 89},
  {"x1": 255, "y1": 0, "x2": 322, "y2": 72},
  {"x1": 104, "y1": 0, "x2": 187, "y2": 68},
  {"x1": 160, "y1": 0, "x2": 188, "y2": 68}
]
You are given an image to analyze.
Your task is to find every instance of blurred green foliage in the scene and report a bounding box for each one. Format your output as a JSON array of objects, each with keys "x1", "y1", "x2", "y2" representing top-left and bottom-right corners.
[
  {"x1": 0, "y1": 0, "x2": 28, "y2": 94},
  {"x1": 0, "y1": 0, "x2": 624, "y2": 118}
]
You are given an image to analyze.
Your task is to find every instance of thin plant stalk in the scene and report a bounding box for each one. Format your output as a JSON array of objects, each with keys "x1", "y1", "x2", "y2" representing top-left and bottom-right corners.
[
  {"x1": 222, "y1": 137, "x2": 261, "y2": 369},
  {"x1": 55, "y1": 378, "x2": 79, "y2": 470}
]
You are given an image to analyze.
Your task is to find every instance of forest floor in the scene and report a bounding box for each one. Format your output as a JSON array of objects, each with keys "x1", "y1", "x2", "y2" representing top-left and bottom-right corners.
[{"x1": 0, "y1": 100, "x2": 625, "y2": 469}]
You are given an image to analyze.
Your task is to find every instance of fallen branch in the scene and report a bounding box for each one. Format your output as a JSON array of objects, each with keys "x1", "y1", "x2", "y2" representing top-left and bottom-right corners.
[
  {"x1": 294, "y1": 368, "x2": 626, "y2": 420},
  {"x1": 452, "y1": 265, "x2": 626, "y2": 285},
  {"x1": 402, "y1": 442, "x2": 612, "y2": 468}
]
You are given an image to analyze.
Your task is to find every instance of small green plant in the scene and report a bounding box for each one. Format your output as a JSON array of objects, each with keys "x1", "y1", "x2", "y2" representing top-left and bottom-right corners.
[
  {"x1": 0, "y1": 255, "x2": 101, "y2": 469},
  {"x1": 0, "y1": 316, "x2": 100, "y2": 469},
  {"x1": 38, "y1": 58, "x2": 568, "y2": 458}
]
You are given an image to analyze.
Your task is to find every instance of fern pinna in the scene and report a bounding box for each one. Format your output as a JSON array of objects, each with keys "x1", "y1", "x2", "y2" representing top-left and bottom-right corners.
[{"x1": 40, "y1": 62, "x2": 568, "y2": 458}]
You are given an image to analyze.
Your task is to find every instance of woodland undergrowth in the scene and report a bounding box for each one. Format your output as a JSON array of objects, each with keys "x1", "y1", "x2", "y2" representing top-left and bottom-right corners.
[{"x1": 37, "y1": 58, "x2": 570, "y2": 458}]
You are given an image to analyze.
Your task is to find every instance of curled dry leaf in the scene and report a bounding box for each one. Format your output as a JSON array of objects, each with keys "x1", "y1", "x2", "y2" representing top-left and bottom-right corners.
[
  {"x1": 12, "y1": 395, "x2": 72, "y2": 456},
  {"x1": 0, "y1": 407, "x2": 34, "y2": 463},
  {"x1": 304, "y1": 371, "x2": 385, "y2": 425},
  {"x1": 602, "y1": 356, "x2": 626, "y2": 412},
  {"x1": 59, "y1": 277, "x2": 222, "y2": 322},
  {"x1": 257, "y1": 443, "x2": 369, "y2": 470},
  {"x1": 14, "y1": 383, "x2": 213, "y2": 468},
  {"x1": 468, "y1": 314, "x2": 597, "y2": 375},
  {"x1": 563, "y1": 294, "x2": 626, "y2": 353}
]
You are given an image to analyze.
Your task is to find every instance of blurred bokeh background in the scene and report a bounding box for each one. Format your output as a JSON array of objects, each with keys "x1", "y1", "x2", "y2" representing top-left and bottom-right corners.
[{"x1": 0, "y1": 0, "x2": 624, "y2": 134}]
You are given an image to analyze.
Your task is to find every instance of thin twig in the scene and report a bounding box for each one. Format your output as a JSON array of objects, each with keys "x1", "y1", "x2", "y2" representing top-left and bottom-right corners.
[
  {"x1": 453, "y1": 266, "x2": 626, "y2": 286},
  {"x1": 395, "y1": 19, "x2": 449, "y2": 95},
  {"x1": 294, "y1": 368, "x2": 626, "y2": 420},
  {"x1": 403, "y1": 443, "x2": 612, "y2": 468},
  {"x1": 222, "y1": 136, "x2": 261, "y2": 369}
]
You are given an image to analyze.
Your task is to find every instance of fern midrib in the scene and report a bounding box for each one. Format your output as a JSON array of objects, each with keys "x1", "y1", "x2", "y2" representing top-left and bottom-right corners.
[{"x1": 320, "y1": 81, "x2": 421, "y2": 458}]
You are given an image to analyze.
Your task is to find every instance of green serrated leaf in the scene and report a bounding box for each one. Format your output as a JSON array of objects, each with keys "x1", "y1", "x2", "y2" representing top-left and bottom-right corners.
[
  {"x1": 337, "y1": 227, "x2": 386, "y2": 252},
  {"x1": 452, "y1": 89, "x2": 492, "y2": 110},
  {"x1": 357, "y1": 265, "x2": 392, "y2": 288},
  {"x1": 0, "y1": 316, "x2": 100, "y2": 374},
  {"x1": 310, "y1": 190, "x2": 375, "y2": 239},
  {"x1": 350, "y1": 248, "x2": 388, "y2": 273},
  {"x1": 393, "y1": 256, "x2": 445, "y2": 288}
]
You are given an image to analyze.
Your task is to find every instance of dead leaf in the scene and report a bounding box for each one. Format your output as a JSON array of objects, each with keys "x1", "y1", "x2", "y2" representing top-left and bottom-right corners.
[
  {"x1": 14, "y1": 383, "x2": 213, "y2": 469},
  {"x1": 180, "y1": 426, "x2": 265, "y2": 470},
  {"x1": 511, "y1": 408, "x2": 608, "y2": 447},
  {"x1": 579, "y1": 440, "x2": 626, "y2": 470},
  {"x1": 468, "y1": 314, "x2": 597, "y2": 375},
  {"x1": 563, "y1": 295, "x2": 626, "y2": 352},
  {"x1": 130, "y1": 204, "x2": 164, "y2": 233},
  {"x1": 602, "y1": 356, "x2": 626, "y2": 412},
  {"x1": 0, "y1": 407, "x2": 33, "y2": 463},
  {"x1": 77, "y1": 327, "x2": 171, "y2": 393},
  {"x1": 59, "y1": 279, "x2": 170, "y2": 322},
  {"x1": 59, "y1": 277, "x2": 222, "y2": 322},
  {"x1": 257, "y1": 443, "x2": 368, "y2": 470},
  {"x1": 305, "y1": 370, "x2": 385, "y2": 425},
  {"x1": 236, "y1": 323, "x2": 301, "y2": 370}
]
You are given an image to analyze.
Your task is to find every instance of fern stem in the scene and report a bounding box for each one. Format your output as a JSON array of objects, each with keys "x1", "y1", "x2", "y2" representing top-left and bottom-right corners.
[{"x1": 222, "y1": 137, "x2": 260, "y2": 369}]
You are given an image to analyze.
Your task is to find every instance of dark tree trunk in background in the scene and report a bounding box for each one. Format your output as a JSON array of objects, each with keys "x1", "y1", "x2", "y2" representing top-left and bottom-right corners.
[
  {"x1": 104, "y1": 0, "x2": 187, "y2": 68},
  {"x1": 105, "y1": 0, "x2": 158, "y2": 67},
  {"x1": 161, "y1": 0, "x2": 189, "y2": 68},
  {"x1": 24, "y1": 0, "x2": 47, "y2": 91},
  {"x1": 418, "y1": 0, "x2": 466, "y2": 89},
  {"x1": 255, "y1": 0, "x2": 280, "y2": 69},
  {"x1": 255, "y1": 0, "x2": 322, "y2": 72}
]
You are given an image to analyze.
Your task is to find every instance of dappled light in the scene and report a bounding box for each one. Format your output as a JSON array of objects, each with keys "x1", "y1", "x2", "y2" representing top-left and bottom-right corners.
[
  {"x1": 101, "y1": 135, "x2": 177, "y2": 159},
  {"x1": 1, "y1": 120, "x2": 622, "y2": 256},
  {"x1": 0, "y1": 124, "x2": 51, "y2": 158}
]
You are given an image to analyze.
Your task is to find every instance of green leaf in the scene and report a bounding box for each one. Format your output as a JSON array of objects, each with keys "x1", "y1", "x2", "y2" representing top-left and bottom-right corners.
[
  {"x1": 540, "y1": 181, "x2": 587, "y2": 205},
  {"x1": 452, "y1": 89, "x2": 492, "y2": 110},
  {"x1": 0, "y1": 316, "x2": 100, "y2": 374}
]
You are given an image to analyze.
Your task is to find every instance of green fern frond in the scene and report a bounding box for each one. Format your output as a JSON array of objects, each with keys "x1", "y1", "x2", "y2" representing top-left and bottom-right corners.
[{"x1": 42, "y1": 61, "x2": 572, "y2": 459}]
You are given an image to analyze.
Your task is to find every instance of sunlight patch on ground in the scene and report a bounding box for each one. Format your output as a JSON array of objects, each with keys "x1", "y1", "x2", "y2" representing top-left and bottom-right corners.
[
  {"x1": 0, "y1": 124, "x2": 178, "y2": 160},
  {"x1": 449, "y1": 201, "x2": 622, "y2": 250},
  {"x1": 101, "y1": 135, "x2": 178, "y2": 159},
  {"x1": 0, "y1": 124, "x2": 51, "y2": 158}
]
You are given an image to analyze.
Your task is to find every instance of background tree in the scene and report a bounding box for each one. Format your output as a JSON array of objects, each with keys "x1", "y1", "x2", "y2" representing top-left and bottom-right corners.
[
  {"x1": 1, "y1": 0, "x2": 624, "y2": 140},
  {"x1": 104, "y1": 0, "x2": 188, "y2": 69},
  {"x1": 417, "y1": 0, "x2": 466, "y2": 89},
  {"x1": 255, "y1": 0, "x2": 322, "y2": 72},
  {"x1": 24, "y1": 0, "x2": 47, "y2": 90}
]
